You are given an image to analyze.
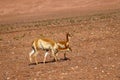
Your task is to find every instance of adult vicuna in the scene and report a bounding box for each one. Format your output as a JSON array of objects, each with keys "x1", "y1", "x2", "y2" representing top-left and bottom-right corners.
[{"x1": 29, "y1": 38, "x2": 58, "y2": 64}]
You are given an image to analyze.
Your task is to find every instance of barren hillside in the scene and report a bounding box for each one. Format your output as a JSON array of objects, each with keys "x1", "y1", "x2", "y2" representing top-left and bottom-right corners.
[
  {"x1": 0, "y1": 0, "x2": 120, "y2": 80},
  {"x1": 0, "y1": 0, "x2": 120, "y2": 23}
]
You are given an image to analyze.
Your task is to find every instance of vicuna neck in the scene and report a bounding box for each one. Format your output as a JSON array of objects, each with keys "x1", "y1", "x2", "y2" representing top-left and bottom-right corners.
[{"x1": 66, "y1": 33, "x2": 70, "y2": 42}]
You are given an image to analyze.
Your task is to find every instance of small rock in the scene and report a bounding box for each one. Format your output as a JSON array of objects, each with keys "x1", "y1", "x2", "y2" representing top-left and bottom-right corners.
[
  {"x1": 75, "y1": 66, "x2": 79, "y2": 69},
  {"x1": 107, "y1": 72, "x2": 110, "y2": 75},
  {"x1": 94, "y1": 67, "x2": 97, "y2": 70},
  {"x1": 108, "y1": 57, "x2": 111, "y2": 60},
  {"x1": 61, "y1": 72, "x2": 67, "y2": 75},
  {"x1": 12, "y1": 52, "x2": 15, "y2": 54},
  {"x1": 95, "y1": 76, "x2": 99, "y2": 79},
  {"x1": 34, "y1": 78, "x2": 37, "y2": 80},
  {"x1": 101, "y1": 47, "x2": 105, "y2": 50},
  {"x1": 114, "y1": 54, "x2": 118, "y2": 56},
  {"x1": 91, "y1": 32, "x2": 94, "y2": 35},
  {"x1": 102, "y1": 70, "x2": 104, "y2": 73},
  {"x1": 7, "y1": 77, "x2": 10, "y2": 80},
  {"x1": 111, "y1": 65, "x2": 115, "y2": 68},
  {"x1": 71, "y1": 67, "x2": 74, "y2": 70}
]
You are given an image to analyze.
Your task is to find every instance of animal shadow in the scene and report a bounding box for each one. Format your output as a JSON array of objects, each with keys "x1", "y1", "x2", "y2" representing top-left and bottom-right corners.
[{"x1": 29, "y1": 58, "x2": 71, "y2": 66}]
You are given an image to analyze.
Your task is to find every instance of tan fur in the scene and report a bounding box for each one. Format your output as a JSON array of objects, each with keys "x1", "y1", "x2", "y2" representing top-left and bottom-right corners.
[
  {"x1": 56, "y1": 33, "x2": 72, "y2": 59},
  {"x1": 29, "y1": 38, "x2": 58, "y2": 64},
  {"x1": 29, "y1": 33, "x2": 72, "y2": 64}
]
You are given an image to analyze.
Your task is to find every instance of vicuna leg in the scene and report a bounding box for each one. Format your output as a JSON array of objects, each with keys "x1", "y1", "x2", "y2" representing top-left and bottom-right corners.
[
  {"x1": 29, "y1": 49, "x2": 35, "y2": 63},
  {"x1": 64, "y1": 47, "x2": 72, "y2": 59},
  {"x1": 54, "y1": 52, "x2": 60, "y2": 61},
  {"x1": 43, "y1": 51, "x2": 49, "y2": 63},
  {"x1": 63, "y1": 53, "x2": 70, "y2": 60},
  {"x1": 64, "y1": 52, "x2": 67, "y2": 59},
  {"x1": 52, "y1": 49, "x2": 58, "y2": 62},
  {"x1": 33, "y1": 51, "x2": 38, "y2": 65}
]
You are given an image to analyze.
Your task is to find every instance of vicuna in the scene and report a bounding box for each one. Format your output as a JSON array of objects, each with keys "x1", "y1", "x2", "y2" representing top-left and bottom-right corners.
[
  {"x1": 29, "y1": 38, "x2": 58, "y2": 64},
  {"x1": 29, "y1": 33, "x2": 72, "y2": 65},
  {"x1": 56, "y1": 33, "x2": 72, "y2": 59}
]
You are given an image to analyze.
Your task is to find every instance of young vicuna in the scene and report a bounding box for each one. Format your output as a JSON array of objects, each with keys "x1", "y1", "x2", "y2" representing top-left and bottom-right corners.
[
  {"x1": 56, "y1": 33, "x2": 72, "y2": 59},
  {"x1": 29, "y1": 38, "x2": 58, "y2": 64}
]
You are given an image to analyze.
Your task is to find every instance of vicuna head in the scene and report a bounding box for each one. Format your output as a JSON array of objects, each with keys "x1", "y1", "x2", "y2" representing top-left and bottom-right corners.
[{"x1": 66, "y1": 32, "x2": 72, "y2": 42}]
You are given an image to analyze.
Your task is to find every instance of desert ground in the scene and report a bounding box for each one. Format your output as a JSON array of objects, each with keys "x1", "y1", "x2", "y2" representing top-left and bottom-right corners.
[{"x1": 0, "y1": 0, "x2": 120, "y2": 80}]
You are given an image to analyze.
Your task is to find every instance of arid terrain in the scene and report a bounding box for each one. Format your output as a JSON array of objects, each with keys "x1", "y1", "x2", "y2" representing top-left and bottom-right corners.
[{"x1": 0, "y1": 0, "x2": 120, "y2": 80}]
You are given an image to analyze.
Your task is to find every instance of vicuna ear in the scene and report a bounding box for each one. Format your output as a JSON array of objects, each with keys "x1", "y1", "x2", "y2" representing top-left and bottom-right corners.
[{"x1": 66, "y1": 32, "x2": 72, "y2": 37}]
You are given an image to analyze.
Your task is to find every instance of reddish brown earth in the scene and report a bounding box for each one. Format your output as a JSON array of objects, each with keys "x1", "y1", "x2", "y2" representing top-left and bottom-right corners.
[
  {"x1": 0, "y1": 0, "x2": 120, "y2": 80},
  {"x1": 0, "y1": 0, "x2": 120, "y2": 23}
]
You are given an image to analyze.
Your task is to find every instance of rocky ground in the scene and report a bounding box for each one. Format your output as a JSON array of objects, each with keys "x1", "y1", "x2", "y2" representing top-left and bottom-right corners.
[{"x1": 0, "y1": 0, "x2": 120, "y2": 80}]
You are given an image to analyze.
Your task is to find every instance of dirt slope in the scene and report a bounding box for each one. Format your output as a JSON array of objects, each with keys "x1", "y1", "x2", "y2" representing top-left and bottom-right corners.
[
  {"x1": 0, "y1": 0, "x2": 120, "y2": 80},
  {"x1": 0, "y1": 0, "x2": 120, "y2": 23}
]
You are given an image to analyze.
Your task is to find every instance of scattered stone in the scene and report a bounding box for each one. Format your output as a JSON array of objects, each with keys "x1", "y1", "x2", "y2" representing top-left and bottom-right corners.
[
  {"x1": 95, "y1": 76, "x2": 99, "y2": 79},
  {"x1": 71, "y1": 67, "x2": 75, "y2": 70},
  {"x1": 80, "y1": 69, "x2": 83, "y2": 71},
  {"x1": 111, "y1": 65, "x2": 115, "y2": 68},
  {"x1": 13, "y1": 47, "x2": 16, "y2": 49},
  {"x1": 114, "y1": 54, "x2": 118, "y2": 56},
  {"x1": 75, "y1": 66, "x2": 79, "y2": 69},
  {"x1": 91, "y1": 32, "x2": 94, "y2": 35},
  {"x1": 107, "y1": 72, "x2": 110, "y2": 75},
  {"x1": 71, "y1": 66, "x2": 79, "y2": 71},
  {"x1": 7, "y1": 77, "x2": 10, "y2": 80},
  {"x1": 94, "y1": 67, "x2": 98, "y2": 70},
  {"x1": 61, "y1": 72, "x2": 67, "y2": 75},
  {"x1": 101, "y1": 70, "x2": 105, "y2": 73},
  {"x1": 34, "y1": 78, "x2": 37, "y2": 80},
  {"x1": 108, "y1": 57, "x2": 111, "y2": 60},
  {"x1": 101, "y1": 47, "x2": 105, "y2": 50},
  {"x1": 12, "y1": 52, "x2": 15, "y2": 54}
]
